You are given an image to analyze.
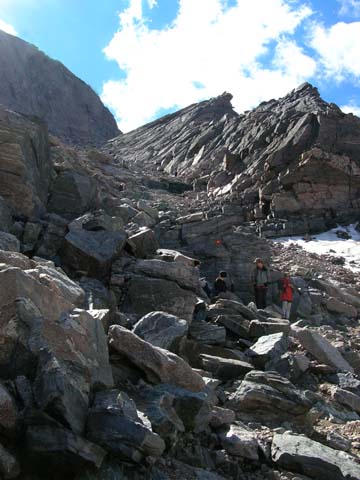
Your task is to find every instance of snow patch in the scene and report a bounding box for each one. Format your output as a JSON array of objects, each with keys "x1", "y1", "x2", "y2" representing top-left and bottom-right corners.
[{"x1": 275, "y1": 224, "x2": 360, "y2": 272}]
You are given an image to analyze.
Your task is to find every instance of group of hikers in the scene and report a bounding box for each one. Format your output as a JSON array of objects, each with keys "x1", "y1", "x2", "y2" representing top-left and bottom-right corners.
[{"x1": 199, "y1": 257, "x2": 296, "y2": 320}]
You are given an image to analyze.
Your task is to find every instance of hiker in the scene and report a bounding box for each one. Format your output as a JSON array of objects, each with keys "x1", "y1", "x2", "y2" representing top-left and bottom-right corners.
[
  {"x1": 214, "y1": 271, "x2": 234, "y2": 296},
  {"x1": 279, "y1": 272, "x2": 300, "y2": 319},
  {"x1": 253, "y1": 258, "x2": 270, "y2": 309}
]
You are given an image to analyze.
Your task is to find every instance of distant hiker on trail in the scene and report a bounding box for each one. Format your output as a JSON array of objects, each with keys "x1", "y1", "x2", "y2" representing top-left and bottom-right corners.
[
  {"x1": 279, "y1": 272, "x2": 294, "y2": 319},
  {"x1": 253, "y1": 258, "x2": 270, "y2": 309},
  {"x1": 214, "y1": 271, "x2": 234, "y2": 297}
]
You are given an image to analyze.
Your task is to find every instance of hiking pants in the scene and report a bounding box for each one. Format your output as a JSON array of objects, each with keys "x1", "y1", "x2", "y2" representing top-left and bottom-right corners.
[
  {"x1": 255, "y1": 287, "x2": 267, "y2": 309},
  {"x1": 282, "y1": 301, "x2": 292, "y2": 320}
]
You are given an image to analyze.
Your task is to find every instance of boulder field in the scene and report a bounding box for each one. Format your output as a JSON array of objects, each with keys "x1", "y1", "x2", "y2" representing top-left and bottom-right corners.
[{"x1": 0, "y1": 81, "x2": 360, "y2": 479}]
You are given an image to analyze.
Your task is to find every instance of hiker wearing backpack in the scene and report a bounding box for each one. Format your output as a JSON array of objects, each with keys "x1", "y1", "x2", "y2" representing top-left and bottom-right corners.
[
  {"x1": 253, "y1": 258, "x2": 270, "y2": 309},
  {"x1": 279, "y1": 272, "x2": 294, "y2": 319}
]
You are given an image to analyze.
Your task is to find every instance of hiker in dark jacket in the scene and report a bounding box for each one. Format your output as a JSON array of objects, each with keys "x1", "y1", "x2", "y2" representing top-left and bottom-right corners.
[
  {"x1": 252, "y1": 258, "x2": 270, "y2": 309},
  {"x1": 214, "y1": 271, "x2": 234, "y2": 296}
]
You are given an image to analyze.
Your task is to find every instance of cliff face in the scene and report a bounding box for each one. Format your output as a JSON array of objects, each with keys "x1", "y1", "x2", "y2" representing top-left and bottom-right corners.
[
  {"x1": 104, "y1": 83, "x2": 360, "y2": 235},
  {"x1": 0, "y1": 29, "x2": 120, "y2": 146}
]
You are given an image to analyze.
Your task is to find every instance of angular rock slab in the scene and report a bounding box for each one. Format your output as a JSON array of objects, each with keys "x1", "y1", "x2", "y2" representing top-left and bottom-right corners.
[
  {"x1": 150, "y1": 384, "x2": 212, "y2": 433},
  {"x1": 200, "y1": 354, "x2": 253, "y2": 381},
  {"x1": 248, "y1": 332, "x2": 288, "y2": 368},
  {"x1": 227, "y1": 371, "x2": 312, "y2": 416},
  {"x1": 62, "y1": 228, "x2": 127, "y2": 278},
  {"x1": 133, "y1": 311, "x2": 188, "y2": 352},
  {"x1": 295, "y1": 328, "x2": 353, "y2": 373},
  {"x1": 332, "y1": 387, "x2": 360, "y2": 414},
  {"x1": 133, "y1": 258, "x2": 201, "y2": 292},
  {"x1": 249, "y1": 319, "x2": 290, "y2": 338},
  {"x1": 48, "y1": 170, "x2": 98, "y2": 219},
  {"x1": 272, "y1": 433, "x2": 360, "y2": 480},
  {"x1": 129, "y1": 228, "x2": 159, "y2": 258},
  {"x1": 189, "y1": 321, "x2": 226, "y2": 346},
  {"x1": 87, "y1": 408, "x2": 165, "y2": 463},
  {"x1": 121, "y1": 276, "x2": 198, "y2": 322},
  {"x1": 220, "y1": 424, "x2": 259, "y2": 460},
  {"x1": 109, "y1": 326, "x2": 205, "y2": 392}
]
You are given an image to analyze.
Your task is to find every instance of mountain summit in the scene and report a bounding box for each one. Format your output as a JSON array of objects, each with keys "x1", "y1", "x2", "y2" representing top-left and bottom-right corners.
[{"x1": 0, "y1": 29, "x2": 119, "y2": 146}]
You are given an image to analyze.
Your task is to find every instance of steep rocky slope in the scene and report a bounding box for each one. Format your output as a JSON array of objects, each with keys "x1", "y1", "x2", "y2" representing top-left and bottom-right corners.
[
  {"x1": 0, "y1": 29, "x2": 119, "y2": 146},
  {"x1": 105, "y1": 83, "x2": 360, "y2": 236},
  {"x1": 0, "y1": 83, "x2": 360, "y2": 480}
]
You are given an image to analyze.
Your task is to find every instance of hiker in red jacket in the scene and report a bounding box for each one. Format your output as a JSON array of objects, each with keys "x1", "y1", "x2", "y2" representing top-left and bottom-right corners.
[{"x1": 279, "y1": 272, "x2": 294, "y2": 320}]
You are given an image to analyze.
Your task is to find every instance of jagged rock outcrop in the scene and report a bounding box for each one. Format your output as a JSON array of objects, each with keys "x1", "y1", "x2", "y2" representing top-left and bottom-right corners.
[
  {"x1": 104, "y1": 83, "x2": 360, "y2": 236},
  {"x1": 0, "y1": 29, "x2": 119, "y2": 146}
]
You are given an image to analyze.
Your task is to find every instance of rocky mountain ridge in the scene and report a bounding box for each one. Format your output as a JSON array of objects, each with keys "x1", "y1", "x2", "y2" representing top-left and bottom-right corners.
[
  {"x1": 104, "y1": 83, "x2": 360, "y2": 237},
  {"x1": 0, "y1": 72, "x2": 360, "y2": 479},
  {"x1": 0, "y1": 29, "x2": 119, "y2": 146}
]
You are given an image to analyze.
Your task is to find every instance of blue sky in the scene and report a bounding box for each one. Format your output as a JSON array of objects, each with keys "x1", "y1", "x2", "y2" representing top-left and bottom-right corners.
[{"x1": 0, "y1": 0, "x2": 360, "y2": 131}]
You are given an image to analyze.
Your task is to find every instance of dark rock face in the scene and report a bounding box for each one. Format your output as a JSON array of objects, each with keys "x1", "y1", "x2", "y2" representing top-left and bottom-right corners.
[
  {"x1": 0, "y1": 30, "x2": 119, "y2": 146},
  {"x1": 104, "y1": 83, "x2": 360, "y2": 235},
  {"x1": 0, "y1": 107, "x2": 51, "y2": 218}
]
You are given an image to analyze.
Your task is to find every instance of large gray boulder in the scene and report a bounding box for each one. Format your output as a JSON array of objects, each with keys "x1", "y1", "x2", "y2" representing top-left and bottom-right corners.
[
  {"x1": 220, "y1": 424, "x2": 259, "y2": 460},
  {"x1": 133, "y1": 258, "x2": 201, "y2": 292},
  {"x1": 227, "y1": 371, "x2": 312, "y2": 417},
  {"x1": 86, "y1": 390, "x2": 165, "y2": 463},
  {"x1": 249, "y1": 319, "x2": 290, "y2": 338},
  {"x1": 129, "y1": 228, "x2": 159, "y2": 258},
  {"x1": 189, "y1": 321, "x2": 226, "y2": 346},
  {"x1": 0, "y1": 232, "x2": 19, "y2": 252},
  {"x1": 148, "y1": 384, "x2": 212, "y2": 433},
  {"x1": 326, "y1": 297, "x2": 357, "y2": 318},
  {"x1": 200, "y1": 354, "x2": 253, "y2": 381},
  {"x1": 248, "y1": 332, "x2": 288, "y2": 368},
  {"x1": 295, "y1": 328, "x2": 353, "y2": 373},
  {"x1": 48, "y1": 170, "x2": 98, "y2": 219},
  {"x1": 120, "y1": 276, "x2": 198, "y2": 322},
  {"x1": 133, "y1": 311, "x2": 188, "y2": 352},
  {"x1": 0, "y1": 29, "x2": 119, "y2": 146},
  {"x1": 109, "y1": 326, "x2": 205, "y2": 392},
  {"x1": 62, "y1": 227, "x2": 127, "y2": 278},
  {"x1": 272, "y1": 433, "x2": 360, "y2": 480},
  {"x1": 332, "y1": 387, "x2": 360, "y2": 413}
]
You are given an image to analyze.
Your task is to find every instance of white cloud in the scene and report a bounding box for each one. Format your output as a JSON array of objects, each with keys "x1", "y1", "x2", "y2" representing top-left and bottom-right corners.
[
  {"x1": 101, "y1": 0, "x2": 314, "y2": 131},
  {"x1": 310, "y1": 21, "x2": 360, "y2": 80},
  {"x1": 0, "y1": 18, "x2": 17, "y2": 35},
  {"x1": 341, "y1": 103, "x2": 360, "y2": 116},
  {"x1": 338, "y1": 0, "x2": 360, "y2": 16}
]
